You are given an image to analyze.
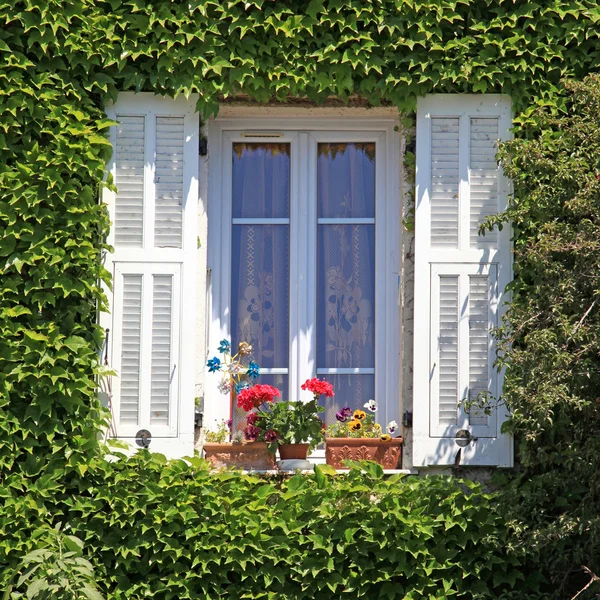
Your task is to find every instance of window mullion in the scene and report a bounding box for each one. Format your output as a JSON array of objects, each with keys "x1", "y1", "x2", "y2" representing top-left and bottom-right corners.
[{"x1": 295, "y1": 133, "x2": 317, "y2": 399}]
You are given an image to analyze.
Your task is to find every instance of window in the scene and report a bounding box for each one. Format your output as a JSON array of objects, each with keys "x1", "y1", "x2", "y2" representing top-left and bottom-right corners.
[{"x1": 207, "y1": 120, "x2": 401, "y2": 431}]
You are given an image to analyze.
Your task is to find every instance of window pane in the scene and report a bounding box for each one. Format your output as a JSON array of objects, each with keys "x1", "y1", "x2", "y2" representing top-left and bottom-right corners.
[
  {"x1": 231, "y1": 225, "x2": 289, "y2": 370},
  {"x1": 319, "y1": 374, "x2": 375, "y2": 426},
  {"x1": 317, "y1": 142, "x2": 375, "y2": 218},
  {"x1": 317, "y1": 224, "x2": 375, "y2": 368},
  {"x1": 232, "y1": 143, "x2": 290, "y2": 218}
]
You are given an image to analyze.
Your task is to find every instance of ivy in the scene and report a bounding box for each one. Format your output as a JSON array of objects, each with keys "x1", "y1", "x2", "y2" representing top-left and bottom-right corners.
[
  {"x1": 1, "y1": 457, "x2": 533, "y2": 599},
  {"x1": 2, "y1": 1, "x2": 600, "y2": 597}
]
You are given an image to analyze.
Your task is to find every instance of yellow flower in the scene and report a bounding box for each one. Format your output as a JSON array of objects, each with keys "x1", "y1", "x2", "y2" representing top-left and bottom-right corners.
[
  {"x1": 353, "y1": 410, "x2": 366, "y2": 421},
  {"x1": 380, "y1": 434, "x2": 391, "y2": 442},
  {"x1": 348, "y1": 419, "x2": 362, "y2": 432},
  {"x1": 374, "y1": 423, "x2": 382, "y2": 432}
]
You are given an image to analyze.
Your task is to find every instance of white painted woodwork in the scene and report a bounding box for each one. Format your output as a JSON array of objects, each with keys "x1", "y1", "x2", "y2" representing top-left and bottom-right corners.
[
  {"x1": 470, "y1": 117, "x2": 499, "y2": 249},
  {"x1": 430, "y1": 117, "x2": 459, "y2": 248},
  {"x1": 101, "y1": 93, "x2": 199, "y2": 455},
  {"x1": 155, "y1": 116, "x2": 184, "y2": 248},
  {"x1": 114, "y1": 116, "x2": 145, "y2": 247},
  {"x1": 118, "y1": 274, "x2": 143, "y2": 424},
  {"x1": 413, "y1": 95, "x2": 513, "y2": 467},
  {"x1": 150, "y1": 275, "x2": 174, "y2": 426}
]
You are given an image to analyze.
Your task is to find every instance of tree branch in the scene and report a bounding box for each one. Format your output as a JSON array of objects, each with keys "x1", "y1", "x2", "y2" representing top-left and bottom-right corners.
[{"x1": 570, "y1": 566, "x2": 600, "y2": 600}]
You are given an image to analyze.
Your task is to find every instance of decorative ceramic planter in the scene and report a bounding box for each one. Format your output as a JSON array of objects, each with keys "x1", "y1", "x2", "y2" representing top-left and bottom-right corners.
[
  {"x1": 203, "y1": 442, "x2": 276, "y2": 470},
  {"x1": 278, "y1": 443, "x2": 310, "y2": 460},
  {"x1": 325, "y1": 437, "x2": 403, "y2": 469}
]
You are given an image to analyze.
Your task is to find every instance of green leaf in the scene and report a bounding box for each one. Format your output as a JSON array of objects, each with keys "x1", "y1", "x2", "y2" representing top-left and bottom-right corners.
[{"x1": 26, "y1": 579, "x2": 47, "y2": 600}]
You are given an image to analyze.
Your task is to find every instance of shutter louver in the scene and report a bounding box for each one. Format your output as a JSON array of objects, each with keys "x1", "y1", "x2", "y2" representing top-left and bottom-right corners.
[
  {"x1": 119, "y1": 274, "x2": 142, "y2": 424},
  {"x1": 150, "y1": 275, "x2": 173, "y2": 426},
  {"x1": 115, "y1": 116, "x2": 145, "y2": 248},
  {"x1": 470, "y1": 117, "x2": 499, "y2": 249},
  {"x1": 431, "y1": 117, "x2": 459, "y2": 248},
  {"x1": 468, "y1": 274, "x2": 490, "y2": 426},
  {"x1": 155, "y1": 117, "x2": 184, "y2": 248},
  {"x1": 439, "y1": 276, "x2": 459, "y2": 425}
]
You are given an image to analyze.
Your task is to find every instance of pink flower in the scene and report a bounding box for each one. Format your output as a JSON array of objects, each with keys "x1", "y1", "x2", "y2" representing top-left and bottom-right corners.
[{"x1": 301, "y1": 378, "x2": 335, "y2": 398}]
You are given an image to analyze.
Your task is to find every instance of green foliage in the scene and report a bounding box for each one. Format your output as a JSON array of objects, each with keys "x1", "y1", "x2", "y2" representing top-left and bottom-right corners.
[
  {"x1": 488, "y1": 74, "x2": 600, "y2": 598},
  {"x1": 204, "y1": 419, "x2": 230, "y2": 443},
  {"x1": 3, "y1": 1, "x2": 600, "y2": 598},
  {"x1": 6, "y1": 524, "x2": 103, "y2": 600},
  {"x1": 256, "y1": 400, "x2": 325, "y2": 451},
  {"x1": 1, "y1": 454, "x2": 532, "y2": 599}
]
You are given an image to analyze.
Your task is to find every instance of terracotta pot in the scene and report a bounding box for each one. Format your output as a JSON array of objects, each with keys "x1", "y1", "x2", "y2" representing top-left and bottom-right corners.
[
  {"x1": 325, "y1": 437, "x2": 403, "y2": 469},
  {"x1": 203, "y1": 442, "x2": 276, "y2": 470},
  {"x1": 278, "y1": 443, "x2": 310, "y2": 460}
]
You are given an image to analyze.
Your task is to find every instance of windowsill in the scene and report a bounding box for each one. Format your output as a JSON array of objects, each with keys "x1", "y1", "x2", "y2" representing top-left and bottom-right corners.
[{"x1": 240, "y1": 468, "x2": 419, "y2": 475}]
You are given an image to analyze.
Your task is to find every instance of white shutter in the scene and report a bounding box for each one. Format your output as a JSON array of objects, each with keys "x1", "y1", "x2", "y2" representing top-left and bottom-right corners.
[
  {"x1": 102, "y1": 94, "x2": 198, "y2": 447},
  {"x1": 413, "y1": 95, "x2": 513, "y2": 467}
]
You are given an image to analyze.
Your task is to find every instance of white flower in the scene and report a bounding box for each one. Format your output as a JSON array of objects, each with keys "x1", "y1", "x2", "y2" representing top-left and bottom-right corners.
[
  {"x1": 218, "y1": 378, "x2": 232, "y2": 395},
  {"x1": 387, "y1": 420, "x2": 398, "y2": 434},
  {"x1": 364, "y1": 399, "x2": 377, "y2": 412}
]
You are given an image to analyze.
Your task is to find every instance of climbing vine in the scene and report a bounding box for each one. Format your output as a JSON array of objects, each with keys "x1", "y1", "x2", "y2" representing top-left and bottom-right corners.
[{"x1": 3, "y1": 0, "x2": 600, "y2": 596}]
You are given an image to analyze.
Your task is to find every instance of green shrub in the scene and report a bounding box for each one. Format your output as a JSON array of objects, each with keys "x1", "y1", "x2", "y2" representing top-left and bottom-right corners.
[
  {"x1": 0, "y1": 454, "x2": 532, "y2": 600},
  {"x1": 6, "y1": 524, "x2": 103, "y2": 600},
  {"x1": 489, "y1": 74, "x2": 600, "y2": 599}
]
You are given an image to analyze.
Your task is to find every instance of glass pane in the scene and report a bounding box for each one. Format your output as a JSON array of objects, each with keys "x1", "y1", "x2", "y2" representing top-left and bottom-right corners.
[
  {"x1": 317, "y1": 142, "x2": 375, "y2": 218},
  {"x1": 319, "y1": 374, "x2": 375, "y2": 426},
  {"x1": 317, "y1": 224, "x2": 375, "y2": 368},
  {"x1": 231, "y1": 225, "x2": 289, "y2": 370},
  {"x1": 232, "y1": 143, "x2": 290, "y2": 218}
]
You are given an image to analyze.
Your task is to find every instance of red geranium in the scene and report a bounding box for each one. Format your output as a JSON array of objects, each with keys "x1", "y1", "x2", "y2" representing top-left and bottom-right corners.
[
  {"x1": 301, "y1": 378, "x2": 334, "y2": 398},
  {"x1": 237, "y1": 384, "x2": 281, "y2": 412}
]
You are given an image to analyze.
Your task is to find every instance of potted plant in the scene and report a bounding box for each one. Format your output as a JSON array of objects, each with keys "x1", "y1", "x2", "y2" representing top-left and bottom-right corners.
[
  {"x1": 202, "y1": 420, "x2": 276, "y2": 469},
  {"x1": 325, "y1": 400, "x2": 403, "y2": 469},
  {"x1": 254, "y1": 400, "x2": 324, "y2": 460},
  {"x1": 203, "y1": 340, "x2": 277, "y2": 470},
  {"x1": 251, "y1": 377, "x2": 332, "y2": 460}
]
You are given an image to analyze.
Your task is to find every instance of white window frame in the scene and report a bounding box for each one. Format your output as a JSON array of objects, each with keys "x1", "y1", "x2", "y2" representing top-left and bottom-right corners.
[{"x1": 206, "y1": 116, "x2": 401, "y2": 437}]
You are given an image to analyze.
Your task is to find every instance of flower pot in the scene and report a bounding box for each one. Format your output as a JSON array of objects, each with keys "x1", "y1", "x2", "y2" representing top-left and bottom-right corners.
[
  {"x1": 278, "y1": 443, "x2": 310, "y2": 460},
  {"x1": 203, "y1": 442, "x2": 276, "y2": 470},
  {"x1": 325, "y1": 437, "x2": 403, "y2": 469}
]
